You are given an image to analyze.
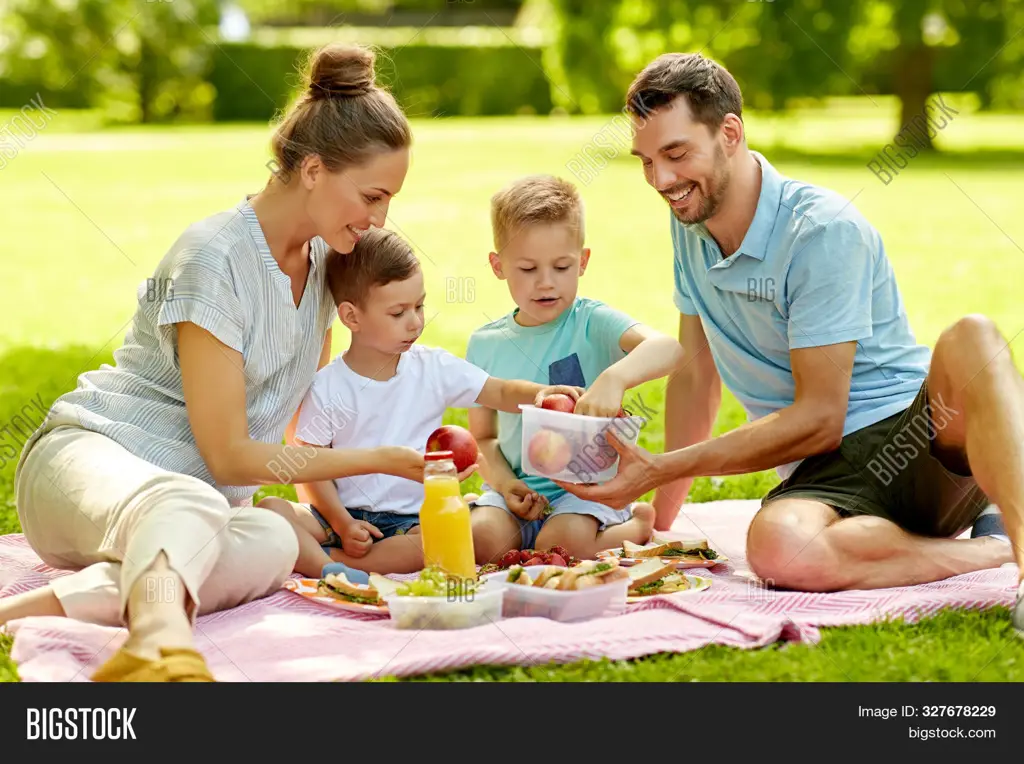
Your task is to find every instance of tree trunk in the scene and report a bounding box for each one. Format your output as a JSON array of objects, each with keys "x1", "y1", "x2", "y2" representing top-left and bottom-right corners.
[
  {"x1": 894, "y1": 43, "x2": 935, "y2": 151},
  {"x1": 138, "y1": 37, "x2": 154, "y2": 124}
]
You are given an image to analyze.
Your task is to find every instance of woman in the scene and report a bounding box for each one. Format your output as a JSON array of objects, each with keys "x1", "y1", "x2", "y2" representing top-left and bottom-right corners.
[{"x1": 0, "y1": 43, "x2": 423, "y2": 681}]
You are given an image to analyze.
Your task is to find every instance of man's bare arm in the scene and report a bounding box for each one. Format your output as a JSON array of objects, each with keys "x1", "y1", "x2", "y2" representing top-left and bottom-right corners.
[
  {"x1": 652, "y1": 314, "x2": 722, "y2": 530},
  {"x1": 658, "y1": 341, "x2": 855, "y2": 480}
]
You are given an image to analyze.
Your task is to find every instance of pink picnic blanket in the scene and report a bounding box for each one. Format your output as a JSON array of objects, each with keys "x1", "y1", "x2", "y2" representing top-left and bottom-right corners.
[{"x1": 2, "y1": 500, "x2": 1017, "y2": 682}]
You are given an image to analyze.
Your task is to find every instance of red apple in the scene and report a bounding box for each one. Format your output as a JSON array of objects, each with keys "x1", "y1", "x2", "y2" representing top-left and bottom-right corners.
[
  {"x1": 425, "y1": 425, "x2": 478, "y2": 473},
  {"x1": 527, "y1": 428, "x2": 573, "y2": 474},
  {"x1": 540, "y1": 394, "x2": 576, "y2": 414}
]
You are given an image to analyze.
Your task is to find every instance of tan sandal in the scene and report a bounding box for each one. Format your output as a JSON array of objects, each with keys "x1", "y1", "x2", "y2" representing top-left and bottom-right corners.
[{"x1": 91, "y1": 646, "x2": 216, "y2": 682}]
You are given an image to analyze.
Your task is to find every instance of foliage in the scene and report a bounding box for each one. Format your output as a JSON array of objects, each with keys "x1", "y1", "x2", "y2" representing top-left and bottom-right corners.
[
  {"x1": 0, "y1": 0, "x2": 220, "y2": 122},
  {"x1": 542, "y1": 0, "x2": 1022, "y2": 141},
  {"x1": 210, "y1": 38, "x2": 552, "y2": 121}
]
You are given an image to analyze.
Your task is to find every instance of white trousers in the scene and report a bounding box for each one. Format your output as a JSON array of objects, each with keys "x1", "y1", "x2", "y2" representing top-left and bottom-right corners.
[{"x1": 14, "y1": 425, "x2": 298, "y2": 626}]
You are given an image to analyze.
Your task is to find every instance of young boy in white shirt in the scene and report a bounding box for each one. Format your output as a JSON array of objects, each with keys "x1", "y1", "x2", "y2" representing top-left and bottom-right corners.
[{"x1": 261, "y1": 227, "x2": 576, "y2": 579}]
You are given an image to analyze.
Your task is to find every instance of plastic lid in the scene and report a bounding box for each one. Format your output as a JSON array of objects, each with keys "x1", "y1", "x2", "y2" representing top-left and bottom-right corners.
[{"x1": 425, "y1": 451, "x2": 454, "y2": 461}]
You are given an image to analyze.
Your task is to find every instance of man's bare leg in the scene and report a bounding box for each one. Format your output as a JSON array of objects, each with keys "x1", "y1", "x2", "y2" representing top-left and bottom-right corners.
[
  {"x1": 926, "y1": 315, "x2": 1024, "y2": 577},
  {"x1": 747, "y1": 499, "x2": 1012, "y2": 591}
]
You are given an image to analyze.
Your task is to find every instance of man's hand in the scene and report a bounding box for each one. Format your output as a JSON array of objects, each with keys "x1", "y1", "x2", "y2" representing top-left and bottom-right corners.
[
  {"x1": 553, "y1": 429, "x2": 664, "y2": 509},
  {"x1": 457, "y1": 463, "x2": 479, "y2": 482},
  {"x1": 339, "y1": 520, "x2": 383, "y2": 558},
  {"x1": 571, "y1": 373, "x2": 626, "y2": 417},
  {"x1": 501, "y1": 480, "x2": 549, "y2": 521},
  {"x1": 532, "y1": 385, "x2": 585, "y2": 407}
]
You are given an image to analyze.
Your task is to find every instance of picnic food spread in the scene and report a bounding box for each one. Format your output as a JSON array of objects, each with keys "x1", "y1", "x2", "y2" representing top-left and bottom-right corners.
[
  {"x1": 505, "y1": 557, "x2": 630, "y2": 590},
  {"x1": 478, "y1": 545, "x2": 579, "y2": 574}
]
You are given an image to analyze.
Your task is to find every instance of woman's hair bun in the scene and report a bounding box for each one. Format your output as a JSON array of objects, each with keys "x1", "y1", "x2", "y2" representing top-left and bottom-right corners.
[{"x1": 308, "y1": 43, "x2": 376, "y2": 100}]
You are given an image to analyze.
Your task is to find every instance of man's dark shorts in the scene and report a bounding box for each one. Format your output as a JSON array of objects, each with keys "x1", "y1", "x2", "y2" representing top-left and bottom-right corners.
[{"x1": 762, "y1": 381, "x2": 990, "y2": 538}]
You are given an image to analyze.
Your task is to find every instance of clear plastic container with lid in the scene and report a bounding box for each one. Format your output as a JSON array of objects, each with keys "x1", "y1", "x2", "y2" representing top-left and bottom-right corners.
[{"x1": 418, "y1": 451, "x2": 476, "y2": 579}]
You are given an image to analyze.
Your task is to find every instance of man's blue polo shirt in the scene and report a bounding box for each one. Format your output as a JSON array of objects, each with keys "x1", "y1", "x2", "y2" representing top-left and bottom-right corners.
[{"x1": 671, "y1": 152, "x2": 931, "y2": 478}]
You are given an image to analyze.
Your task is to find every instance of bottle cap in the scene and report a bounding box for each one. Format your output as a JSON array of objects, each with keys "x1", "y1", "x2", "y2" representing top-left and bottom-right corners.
[{"x1": 425, "y1": 451, "x2": 454, "y2": 461}]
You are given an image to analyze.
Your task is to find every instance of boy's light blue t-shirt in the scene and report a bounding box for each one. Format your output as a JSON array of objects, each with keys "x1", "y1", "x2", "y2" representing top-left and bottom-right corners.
[
  {"x1": 466, "y1": 297, "x2": 639, "y2": 501},
  {"x1": 672, "y1": 151, "x2": 932, "y2": 479}
]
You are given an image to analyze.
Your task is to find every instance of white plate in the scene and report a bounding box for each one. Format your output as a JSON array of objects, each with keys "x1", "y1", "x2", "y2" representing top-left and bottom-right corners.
[
  {"x1": 626, "y1": 573, "x2": 712, "y2": 603},
  {"x1": 596, "y1": 548, "x2": 728, "y2": 569},
  {"x1": 283, "y1": 577, "x2": 389, "y2": 615}
]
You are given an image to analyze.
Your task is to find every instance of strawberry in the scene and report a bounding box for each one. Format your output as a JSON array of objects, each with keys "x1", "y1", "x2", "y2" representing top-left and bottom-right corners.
[
  {"x1": 520, "y1": 549, "x2": 535, "y2": 563},
  {"x1": 499, "y1": 550, "x2": 521, "y2": 569},
  {"x1": 549, "y1": 545, "x2": 570, "y2": 561},
  {"x1": 548, "y1": 554, "x2": 567, "y2": 567},
  {"x1": 523, "y1": 557, "x2": 545, "y2": 567}
]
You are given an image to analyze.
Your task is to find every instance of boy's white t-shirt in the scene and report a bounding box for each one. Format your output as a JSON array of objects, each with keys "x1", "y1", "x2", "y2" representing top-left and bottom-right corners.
[{"x1": 294, "y1": 345, "x2": 490, "y2": 515}]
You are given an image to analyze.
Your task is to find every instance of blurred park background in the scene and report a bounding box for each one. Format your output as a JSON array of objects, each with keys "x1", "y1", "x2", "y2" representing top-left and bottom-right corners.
[
  {"x1": 2, "y1": 0, "x2": 1024, "y2": 683},
  {"x1": 1, "y1": 0, "x2": 1023, "y2": 520}
]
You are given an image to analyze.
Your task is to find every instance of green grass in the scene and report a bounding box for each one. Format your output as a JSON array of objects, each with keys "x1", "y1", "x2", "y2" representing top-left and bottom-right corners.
[{"x1": 1, "y1": 98, "x2": 1023, "y2": 682}]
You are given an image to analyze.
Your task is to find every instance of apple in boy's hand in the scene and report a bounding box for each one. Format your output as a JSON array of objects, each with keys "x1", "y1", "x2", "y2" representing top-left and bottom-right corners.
[
  {"x1": 527, "y1": 429, "x2": 572, "y2": 474},
  {"x1": 539, "y1": 394, "x2": 576, "y2": 414},
  {"x1": 426, "y1": 425, "x2": 479, "y2": 474}
]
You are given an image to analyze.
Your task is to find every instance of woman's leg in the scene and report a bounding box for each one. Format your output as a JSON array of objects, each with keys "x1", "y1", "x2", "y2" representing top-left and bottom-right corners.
[{"x1": 8, "y1": 426, "x2": 297, "y2": 680}]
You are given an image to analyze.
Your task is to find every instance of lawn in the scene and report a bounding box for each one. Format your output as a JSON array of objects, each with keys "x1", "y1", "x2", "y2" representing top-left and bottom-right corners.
[{"x1": 1, "y1": 97, "x2": 1023, "y2": 681}]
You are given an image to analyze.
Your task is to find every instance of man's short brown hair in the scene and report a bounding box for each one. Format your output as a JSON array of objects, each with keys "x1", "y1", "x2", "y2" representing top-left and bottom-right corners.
[
  {"x1": 325, "y1": 227, "x2": 419, "y2": 307},
  {"x1": 490, "y1": 174, "x2": 585, "y2": 253},
  {"x1": 626, "y1": 53, "x2": 743, "y2": 130}
]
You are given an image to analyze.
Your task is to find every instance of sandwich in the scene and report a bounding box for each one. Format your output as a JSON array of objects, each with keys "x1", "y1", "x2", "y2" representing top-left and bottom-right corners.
[
  {"x1": 629, "y1": 572, "x2": 692, "y2": 597},
  {"x1": 507, "y1": 566, "x2": 532, "y2": 586},
  {"x1": 556, "y1": 558, "x2": 630, "y2": 590},
  {"x1": 316, "y1": 571, "x2": 398, "y2": 606},
  {"x1": 621, "y1": 538, "x2": 718, "y2": 562}
]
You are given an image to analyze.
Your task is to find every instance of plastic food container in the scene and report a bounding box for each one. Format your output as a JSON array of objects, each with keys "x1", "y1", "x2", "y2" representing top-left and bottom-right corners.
[
  {"x1": 519, "y1": 404, "x2": 645, "y2": 484},
  {"x1": 483, "y1": 565, "x2": 628, "y2": 622},
  {"x1": 383, "y1": 584, "x2": 504, "y2": 630}
]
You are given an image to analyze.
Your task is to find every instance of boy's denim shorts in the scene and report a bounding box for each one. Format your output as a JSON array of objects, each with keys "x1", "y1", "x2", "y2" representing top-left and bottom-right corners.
[
  {"x1": 309, "y1": 505, "x2": 420, "y2": 548},
  {"x1": 469, "y1": 486, "x2": 632, "y2": 549}
]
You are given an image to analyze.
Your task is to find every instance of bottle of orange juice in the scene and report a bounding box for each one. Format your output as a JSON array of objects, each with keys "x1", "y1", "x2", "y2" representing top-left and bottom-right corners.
[{"x1": 419, "y1": 451, "x2": 477, "y2": 580}]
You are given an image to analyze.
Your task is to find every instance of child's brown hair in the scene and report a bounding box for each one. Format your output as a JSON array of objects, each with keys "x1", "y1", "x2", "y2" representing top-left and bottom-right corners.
[
  {"x1": 489, "y1": 174, "x2": 586, "y2": 253},
  {"x1": 325, "y1": 228, "x2": 420, "y2": 307}
]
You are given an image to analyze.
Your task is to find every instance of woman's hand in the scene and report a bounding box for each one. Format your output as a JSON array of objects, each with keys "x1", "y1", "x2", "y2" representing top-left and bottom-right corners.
[
  {"x1": 532, "y1": 385, "x2": 585, "y2": 407},
  {"x1": 552, "y1": 429, "x2": 663, "y2": 510},
  {"x1": 457, "y1": 463, "x2": 479, "y2": 482},
  {"x1": 375, "y1": 446, "x2": 426, "y2": 483}
]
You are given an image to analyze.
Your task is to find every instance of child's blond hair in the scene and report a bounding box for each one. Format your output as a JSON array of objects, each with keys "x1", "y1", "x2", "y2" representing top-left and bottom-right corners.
[{"x1": 489, "y1": 174, "x2": 586, "y2": 253}]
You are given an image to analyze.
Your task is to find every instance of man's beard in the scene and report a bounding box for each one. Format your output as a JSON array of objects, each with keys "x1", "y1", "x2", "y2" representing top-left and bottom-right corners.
[{"x1": 670, "y1": 146, "x2": 731, "y2": 225}]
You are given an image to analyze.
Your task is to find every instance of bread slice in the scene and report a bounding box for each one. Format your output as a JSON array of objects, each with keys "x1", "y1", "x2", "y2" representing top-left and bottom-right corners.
[
  {"x1": 627, "y1": 558, "x2": 678, "y2": 588},
  {"x1": 318, "y1": 572, "x2": 380, "y2": 604},
  {"x1": 368, "y1": 573, "x2": 402, "y2": 598},
  {"x1": 622, "y1": 538, "x2": 710, "y2": 559},
  {"x1": 533, "y1": 567, "x2": 564, "y2": 588}
]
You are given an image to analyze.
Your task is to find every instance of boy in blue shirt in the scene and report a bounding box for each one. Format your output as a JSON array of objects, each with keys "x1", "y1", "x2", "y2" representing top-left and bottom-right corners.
[{"x1": 467, "y1": 174, "x2": 685, "y2": 561}]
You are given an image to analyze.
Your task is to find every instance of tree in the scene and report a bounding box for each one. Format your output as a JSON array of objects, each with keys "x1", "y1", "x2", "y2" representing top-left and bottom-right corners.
[
  {"x1": 543, "y1": 0, "x2": 1021, "y2": 151},
  {"x1": 1, "y1": 0, "x2": 220, "y2": 123}
]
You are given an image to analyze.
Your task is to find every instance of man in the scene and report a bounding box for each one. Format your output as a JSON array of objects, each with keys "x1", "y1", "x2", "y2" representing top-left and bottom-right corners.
[{"x1": 555, "y1": 52, "x2": 1024, "y2": 632}]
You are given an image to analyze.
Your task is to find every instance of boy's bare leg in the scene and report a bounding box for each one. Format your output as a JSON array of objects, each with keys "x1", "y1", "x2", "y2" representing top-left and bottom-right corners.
[
  {"x1": 536, "y1": 504, "x2": 656, "y2": 560},
  {"x1": 257, "y1": 497, "x2": 332, "y2": 578},
  {"x1": 747, "y1": 499, "x2": 1012, "y2": 591},
  {"x1": 471, "y1": 505, "x2": 523, "y2": 563},
  {"x1": 327, "y1": 529, "x2": 423, "y2": 575}
]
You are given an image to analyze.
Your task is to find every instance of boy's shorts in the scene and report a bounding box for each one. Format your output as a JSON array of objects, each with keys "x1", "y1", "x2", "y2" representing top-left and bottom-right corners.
[
  {"x1": 470, "y1": 487, "x2": 633, "y2": 549},
  {"x1": 309, "y1": 505, "x2": 420, "y2": 548}
]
